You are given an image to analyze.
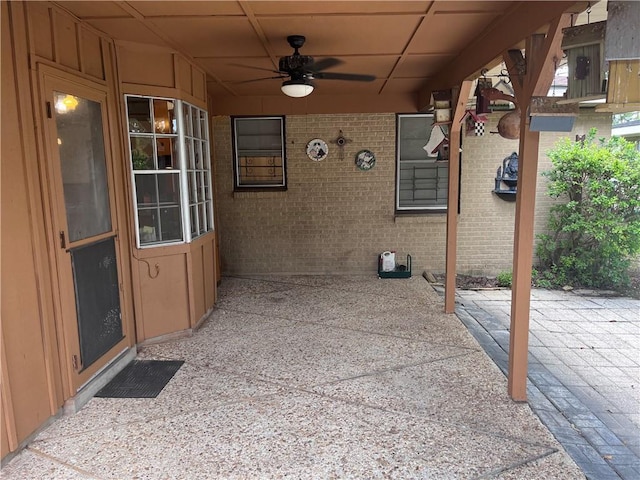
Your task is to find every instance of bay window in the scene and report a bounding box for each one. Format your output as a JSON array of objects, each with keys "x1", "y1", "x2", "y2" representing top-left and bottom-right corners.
[{"x1": 126, "y1": 95, "x2": 214, "y2": 247}]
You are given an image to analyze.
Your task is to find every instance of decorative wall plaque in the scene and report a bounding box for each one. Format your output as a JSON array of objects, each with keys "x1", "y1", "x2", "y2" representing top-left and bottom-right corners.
[
  {"x1": 355, "y1": 150, "x2": 376, "y2": 170},
  {"x1": 306, "y1": 138, "x2": 328, "y2": 161}
]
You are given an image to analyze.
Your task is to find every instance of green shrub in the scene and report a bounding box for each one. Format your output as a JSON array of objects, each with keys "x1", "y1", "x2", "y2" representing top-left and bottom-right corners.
[
  {"x1": 496, "y1": 271, "x2": 513, "y2": 287},
  {"x1": 531, "y1": 268, "x2": 555, "y2": 289},
  {"x1": 536, "y1": 129, "x2": 640, "y2": 289}
]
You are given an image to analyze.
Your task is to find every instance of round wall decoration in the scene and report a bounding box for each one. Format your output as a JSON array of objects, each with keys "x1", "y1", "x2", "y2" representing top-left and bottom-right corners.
[
  {"x1": 306, "y1": 138, "x2": 328, "y2": 162},
  {"x1": 355, "y1": 149, "x2": 376, "y2": 170}
]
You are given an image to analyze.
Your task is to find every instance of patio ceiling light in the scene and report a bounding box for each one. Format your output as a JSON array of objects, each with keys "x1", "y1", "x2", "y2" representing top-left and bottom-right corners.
[{"x1": 281, "y1": 78, "x2": 314, "y2": 98}]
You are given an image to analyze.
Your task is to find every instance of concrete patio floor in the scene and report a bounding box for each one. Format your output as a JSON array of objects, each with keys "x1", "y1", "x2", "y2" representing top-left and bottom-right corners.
[{"x1": 1, "y1": 275, "x2": 585, "y2": 479}]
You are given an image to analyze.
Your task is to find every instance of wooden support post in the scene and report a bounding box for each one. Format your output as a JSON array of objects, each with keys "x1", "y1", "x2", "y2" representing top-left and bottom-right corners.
[
  {"x1": 508, "y1": 115, "x2": 540, "y2": 401},
  {"x1": 445, "y1": 80, "x2": 473, "y2": 313},
  {"x1": 444, "y1": 126, "x2": 461, "y2": 313},
  {"x1": 504, "y1": 14, "x2": 570, "y2": 401}
]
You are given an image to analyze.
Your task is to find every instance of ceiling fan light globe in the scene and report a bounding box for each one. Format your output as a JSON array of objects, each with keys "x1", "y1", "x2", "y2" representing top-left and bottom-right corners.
[{"x1": 281, "y1": 79, "x2": 314, "y2": 98}]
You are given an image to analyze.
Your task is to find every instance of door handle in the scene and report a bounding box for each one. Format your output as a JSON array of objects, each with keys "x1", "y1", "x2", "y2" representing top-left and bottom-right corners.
[{"x1": 59, "y1": 231, "x2": 66, "y2": 249}]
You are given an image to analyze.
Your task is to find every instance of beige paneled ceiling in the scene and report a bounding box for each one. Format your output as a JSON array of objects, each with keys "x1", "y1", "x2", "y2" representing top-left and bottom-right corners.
[{"x1": 54, "y1": 0, "x2": 593, "y2": 110}]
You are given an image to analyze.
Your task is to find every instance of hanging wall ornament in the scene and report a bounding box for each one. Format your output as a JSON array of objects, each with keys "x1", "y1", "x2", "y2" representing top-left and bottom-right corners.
[
  {"x1": 306, "y1": 138, "x2": 328, "y2": 161},
  {"x1": 480, "y1": 87, "x2": 520, "y2": 139},
  {"x1": 331, "y1": 129, "x2": 352, "y2": 161},
  {"x1": 475, "y1": 76, "x2": 493, "y2": 114},
  {"x1": 461, "y1": 110, "x2": 488, "y2": 137}
]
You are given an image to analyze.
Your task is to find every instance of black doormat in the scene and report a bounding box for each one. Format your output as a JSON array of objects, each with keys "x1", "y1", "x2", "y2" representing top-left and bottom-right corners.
[{"x1": 95, "y1": 360, "x2": 184, "y2": 398}]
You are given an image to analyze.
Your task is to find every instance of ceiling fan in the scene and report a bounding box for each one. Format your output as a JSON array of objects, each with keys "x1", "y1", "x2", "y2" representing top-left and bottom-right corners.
[{"x1": 236, "y1": 35, "x2": 376, "y2": 97}]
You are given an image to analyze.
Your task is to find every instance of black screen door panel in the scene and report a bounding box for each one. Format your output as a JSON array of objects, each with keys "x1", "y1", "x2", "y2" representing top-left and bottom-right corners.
[{"x1": 71, "y1": 237, "x2": 123, "y2": 370}]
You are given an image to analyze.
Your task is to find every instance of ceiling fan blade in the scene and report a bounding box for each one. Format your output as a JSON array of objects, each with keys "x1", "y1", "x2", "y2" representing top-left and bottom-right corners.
[
  {"x1": 235, "y1": 75, "x2": 286, "y2": 84},
  {"x1": 313, "y1": 72, "x2": 376, "y2": 82},
  {"x1": 309, "y1": 57, "x2": 343, "y2": 72},
  {"x1": 228, "y1": 63, "x2": 281, "y2": 74}
]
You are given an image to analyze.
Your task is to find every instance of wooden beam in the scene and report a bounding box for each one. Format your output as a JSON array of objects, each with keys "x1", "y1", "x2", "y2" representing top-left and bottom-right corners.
[
  {"x1": 418, "y1": 1, "x2": 577, "y2": 109},
  {"x1": 503, "y1": 49, "x2": 525, "y2": 100},
  {"x1": 528, "y1": 15, "x2": 572, "y2": 97},
  {"x1": 525, "y1": 34, "x2": 547, "y2": 92},
  {"x1": 444, "y1": 80, "x2": 473, "y2": 313},
  {"x1": 503, "y1": 16, "x2": 571, "y2": 105}
]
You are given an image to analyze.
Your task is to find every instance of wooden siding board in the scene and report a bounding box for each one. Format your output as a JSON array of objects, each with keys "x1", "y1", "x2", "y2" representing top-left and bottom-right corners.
[
  {"x1": 607, "y1": 60, "x2": 640, "y2": 104},
  {"x1": 52, "y1": 9, "x2": 80, "y2": 70},
  {"x1": 604, "y1": 1, "x2": 640, "y2": 61},
  {"x1": 118, "y1": 47, "x2": 175, "y2": 87},
  {"x1": 1, "y1": 336, "x2": 19, "y2": 453},
  {"x1": 102, "y1": 38, "x2": 138, "y2": 346},
  {"x1": 26, "y1": 2, "x2": 54, "y2": 61},
  {"x1": 80, "y1": 26, "x2": 105, "y2": 80},
  {"x1": 1, "y1": 406, "x2": 10, "y2": 458},
  {"x1": 176, "y1": 55, "x2": 192, "y2": 96},
  {"x1": 2, "y1": 2, "x2": 57, "y2": 444},
  {"x1": 192, "y1": 68, "x2": 206, "y2": 103},
  {"x1": 190, "y1": 244, "x2": 206, "y2": 322},
  {"x1": 137, "y1": 254, "x2": 191, "y2": 340},
  {"x1": 203, "y1": 237, "x2": 216, "y2": 309}
]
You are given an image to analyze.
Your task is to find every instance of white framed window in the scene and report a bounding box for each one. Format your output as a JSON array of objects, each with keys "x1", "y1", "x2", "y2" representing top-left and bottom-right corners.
[
  {"x1": 232, "y1": 116, "x2": 286, "y2": 189},
  {"x1": 182, "y1": 103, "x2": 214, "y2": 238},
  {"x1": 126, "y1": 95, "x2": 214, "y2": 248},
  {"x1": 396, "y1": 114, "x2": 449, "y2": 212}
]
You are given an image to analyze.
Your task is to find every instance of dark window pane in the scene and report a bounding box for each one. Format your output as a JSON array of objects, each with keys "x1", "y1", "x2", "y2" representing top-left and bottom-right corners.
[
  {"x1": 157, "y1": 173, "x2": 181, "y2": 204},
  {"x1": 159, "y1": 207, "x2": 182, "y2": 241},
  {"x1": 138, "y1": 208, "x2": 160, "y2": 243},
  {"x1": 190, "y1": 205, "x2": 198, "y2": 236},
  {"x1": 156, "y1": 137, "x2": 176, "y2": 169},
  {"x1": 127, "y1": 97, "x2": 152, "y2": 133},
  {"x1": 135, "y1": 174, "x2": 158, "y2": 206}
]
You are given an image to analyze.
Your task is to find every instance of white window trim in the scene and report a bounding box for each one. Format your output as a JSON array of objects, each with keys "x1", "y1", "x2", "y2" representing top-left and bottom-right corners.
[
  {"x1": 183, "y1": 104, "x2": 215, "y2": 238},
  {"x1": 175, "y1": 101, "x2": 191, "y2": 244}
]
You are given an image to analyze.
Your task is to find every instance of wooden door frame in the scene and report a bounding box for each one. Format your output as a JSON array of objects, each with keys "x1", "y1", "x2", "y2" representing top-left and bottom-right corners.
[{"x1": 36, "y1": 64, "x2": 133, "y2": 396}]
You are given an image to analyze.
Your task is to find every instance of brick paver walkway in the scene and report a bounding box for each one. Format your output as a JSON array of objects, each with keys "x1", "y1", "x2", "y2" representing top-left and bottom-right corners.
[{"x1": 451, "y1": 287, "x2": 640, "y2": 480}]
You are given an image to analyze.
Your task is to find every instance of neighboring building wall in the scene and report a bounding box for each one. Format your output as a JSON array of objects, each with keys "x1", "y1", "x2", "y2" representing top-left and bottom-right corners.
[{"x1": 213, "y1": 109, "x2": 612, "y2": 276}]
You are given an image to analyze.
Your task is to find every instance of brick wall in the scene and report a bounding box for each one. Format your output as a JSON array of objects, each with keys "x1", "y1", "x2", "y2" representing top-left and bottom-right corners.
[
  {"x1": 212, "y1": 109, "x2": 611, "y2": 276},
  {"x1": 458, "y1": 109, "x2": 612, "y2": 275}
]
